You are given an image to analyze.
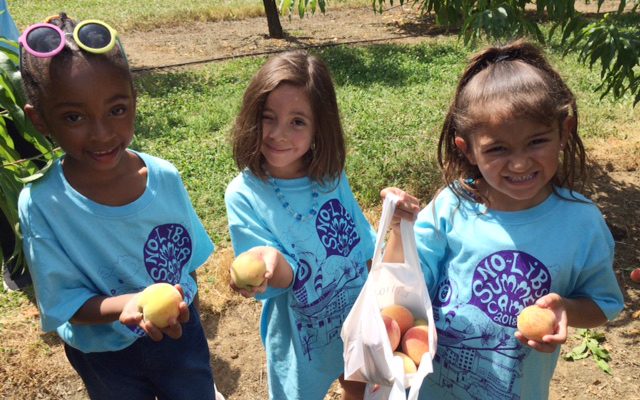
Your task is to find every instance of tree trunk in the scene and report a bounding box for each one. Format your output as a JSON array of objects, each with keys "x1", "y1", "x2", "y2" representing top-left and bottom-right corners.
[{"x1": 262, "y1": 0, "x2": 284, "y2": 38}]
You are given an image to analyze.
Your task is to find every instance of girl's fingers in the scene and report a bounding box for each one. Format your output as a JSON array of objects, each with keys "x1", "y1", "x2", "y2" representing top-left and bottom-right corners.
[
  {"x1": 162, "y1": 320, "x2": 183, "y2": 339},
  {"x1": 515, "y1": 329, "x2": 561, "y2": 353},
  {"x1": 143, "y1": 321, "x2": 163, "y2": 342},
  {"x1": 394, "y1": 206, "x2": 418, "y2": 222},
  {"x1": 178, "y1": 301, "x2": 190, "y2": 323}
]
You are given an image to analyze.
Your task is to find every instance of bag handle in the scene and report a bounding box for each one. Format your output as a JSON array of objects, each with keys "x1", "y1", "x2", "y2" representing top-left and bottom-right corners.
[
  {"x1": 372, "y1": 193, "x2": 399, "y2": 266},
  {"x1": 372, "y1": 194, "x2": 421, "y2": 270}
]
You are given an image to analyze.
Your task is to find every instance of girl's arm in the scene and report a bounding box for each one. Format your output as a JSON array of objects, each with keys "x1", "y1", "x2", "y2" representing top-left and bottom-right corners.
[
  {"x1": 71, "y1": 287, "x2": 190, "y2": 342},
  {"x1": 517, "y1": 213, "x2": 623, "y2": 353},
  {"x1": 383, "y1": 231, "x2": 405, "y2": 263},
  {"x1": 380, "y1": 187, "x2": 421, "y2": 263},
  {"x1": 564, "y1": 296, "x2": 607, "y2": 328},
  {"x1": 265, "y1": 248, "x2": 294, "y2": 288},
  {"x1": 225, "y1": 179, "x2": 297, "y2": 298},
  {"x1": 71, "y1": 294, "x2": 136, "y2": 325}
]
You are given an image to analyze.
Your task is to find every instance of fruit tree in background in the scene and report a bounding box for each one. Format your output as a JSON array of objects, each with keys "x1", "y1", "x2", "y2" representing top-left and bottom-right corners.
[{"x1": 371, "y1": 0, "x2": 639, "y2": 105}]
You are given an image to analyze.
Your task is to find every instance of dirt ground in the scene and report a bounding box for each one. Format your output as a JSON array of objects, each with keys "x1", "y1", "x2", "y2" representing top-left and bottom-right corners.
[{"x1": 1, "y1": 4, "x2": 639, "y2": 400}]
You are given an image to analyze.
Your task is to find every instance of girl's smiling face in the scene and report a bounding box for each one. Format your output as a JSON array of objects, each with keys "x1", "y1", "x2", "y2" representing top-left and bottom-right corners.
[
  {"x1": 260, "y1": 83, "x2": 315, "y2": 179},
  {"x1": 456, "y1": 117, "x2": 570, "y2": 211},
  {"x1": 28, "y1": 57, "x2": 136, "y2": 180}
]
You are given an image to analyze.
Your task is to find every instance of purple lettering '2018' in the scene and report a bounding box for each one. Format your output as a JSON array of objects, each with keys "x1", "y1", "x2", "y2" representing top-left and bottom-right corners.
[{"x1": 470, "y1": 250, "x2": 550, "y2": 328}]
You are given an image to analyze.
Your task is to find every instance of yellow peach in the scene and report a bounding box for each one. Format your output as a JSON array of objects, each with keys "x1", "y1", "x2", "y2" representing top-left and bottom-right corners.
[
  {"x1": 394, "y1": 351, "x2": 417, "y2": 374},
  {"x1": 137, "y1": 283, "x2": 182, "y2": 328},
  {"x1": 231, "y1": 252, "x2": 267, "y2": 289},
  {"x1": 517, "y1": 305, "x2": 556, "y2": 341}
]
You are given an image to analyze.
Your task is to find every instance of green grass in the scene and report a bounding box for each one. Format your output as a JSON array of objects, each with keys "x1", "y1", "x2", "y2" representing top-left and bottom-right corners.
[
  {"x1": 2, "y1": 4, "x2": 638, "y2": 319},
  {"x1": 5, "y1": 0, "x2": 638, "y2": 253},
  {"x1": 7, "y1": 0, "x2": 369, "y2": 32},
  {"x1": 128, "y1": 39, "x2": 637, "y2": 246}
]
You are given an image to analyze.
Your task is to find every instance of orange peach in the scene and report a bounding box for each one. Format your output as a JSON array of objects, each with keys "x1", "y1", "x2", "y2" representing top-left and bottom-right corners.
[
  {"x1": 517, "y1": 305, "x2": 556, "y2": 341},
  {"x1": 394, "y1": 351, "x2": 417, "y2": 374},
  {"x1": 383, "y1": 315, "x2": 401, "y2": 351},
  {"x1": 381, "y1": 305, "x2": 414, "y2": 335},
  {"x1": 401, "y1": 325, "x2": 429, "y2": 365}
]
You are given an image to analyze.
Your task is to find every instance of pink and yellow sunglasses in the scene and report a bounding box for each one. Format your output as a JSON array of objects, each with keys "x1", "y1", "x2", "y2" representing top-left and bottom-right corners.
[{"x1": 19, "y1": 18, "x2": 119, "y2": 58}]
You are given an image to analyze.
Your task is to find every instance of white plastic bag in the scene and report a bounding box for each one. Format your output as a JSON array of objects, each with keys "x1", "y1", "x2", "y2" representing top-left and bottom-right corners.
[{"x1": 341, "y1": 193, "x2": 437, "y2": 400}]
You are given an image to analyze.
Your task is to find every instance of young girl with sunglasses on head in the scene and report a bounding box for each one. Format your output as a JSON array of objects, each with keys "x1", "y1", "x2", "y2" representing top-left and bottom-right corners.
[
  {"x1": 383, "y1": 40, "x2": 624, "y2": 399},
  {"x1": 18, "y1": 14, "x2": 218, "y2": 399},
  {"x1": 225, "y1": 50, "x2": 379, "y2": 400}
]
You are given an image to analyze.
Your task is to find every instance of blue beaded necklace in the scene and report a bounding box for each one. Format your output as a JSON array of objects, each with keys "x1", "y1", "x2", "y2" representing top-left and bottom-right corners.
[{"x1": 265, "y1": 171, "x2": 320, "y2": 222}]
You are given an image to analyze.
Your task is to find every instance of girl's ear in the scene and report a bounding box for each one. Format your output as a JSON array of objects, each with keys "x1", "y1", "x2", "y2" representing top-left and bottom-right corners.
[
  {"x1": 454, "y1": 136, "x2": 476, "y2": 165},
  {"x1": 24, "y1": 104, "x2": 49, "y2": 136}
]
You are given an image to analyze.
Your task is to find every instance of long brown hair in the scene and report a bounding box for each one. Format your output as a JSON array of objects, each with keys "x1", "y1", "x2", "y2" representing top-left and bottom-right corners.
[
  {"x1": 231, "y1": 50, "x2": 345, "y2": 183},
  {"x1": 438, "y1": 39, "x2": 586, "y2": 203}
]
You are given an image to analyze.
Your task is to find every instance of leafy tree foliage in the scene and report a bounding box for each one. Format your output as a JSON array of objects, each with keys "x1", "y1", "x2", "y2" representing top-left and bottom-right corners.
[
  {"x1": 371, "y1": 0, "x2": 640, "y2": 105},
  {"x1": 280, "y1": 0, "x2": 328, "y2": 18},
  {"x1": 0, "y1": 39, "x2": 57, "y2": 283}
]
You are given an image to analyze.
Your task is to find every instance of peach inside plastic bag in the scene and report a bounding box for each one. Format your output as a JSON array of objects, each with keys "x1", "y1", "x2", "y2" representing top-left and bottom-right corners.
[{"x1": 341, "y1": 193, "x2": 437, "y2": 400}]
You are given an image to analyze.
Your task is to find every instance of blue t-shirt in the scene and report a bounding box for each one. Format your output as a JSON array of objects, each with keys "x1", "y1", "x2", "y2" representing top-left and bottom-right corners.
[
  {"x1": 415, "y1": 187, "x2": 624, "y2": 400},
  {"x1": 19, "y1": 151, "x2": 214, "y2": 353},
  {"x1": 1, "y1": 1, "x2": 19, "y2": 49},
  {"x1": 225, "y1": 170, "x2": 376, "y2": 400}
]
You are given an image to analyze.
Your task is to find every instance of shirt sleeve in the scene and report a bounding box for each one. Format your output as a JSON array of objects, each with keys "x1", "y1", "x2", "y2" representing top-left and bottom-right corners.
[
  {"x1": 414, "y1": 192, "x2": 451, "y2": 295},
  {"x1": 19, "y1": 190, "x2": 97, "y2": 332},
  {"x1": 0, "y1": 1, "x2": 19, "y2": 42},
  {"x1": 567, "y1": 215, "x2": 624, "y2": 321}
]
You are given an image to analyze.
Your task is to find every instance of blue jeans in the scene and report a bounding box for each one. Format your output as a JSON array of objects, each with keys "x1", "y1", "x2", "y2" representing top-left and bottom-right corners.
[{"x1": 64, "y1": 304, "x2": 215, "y2": 400}]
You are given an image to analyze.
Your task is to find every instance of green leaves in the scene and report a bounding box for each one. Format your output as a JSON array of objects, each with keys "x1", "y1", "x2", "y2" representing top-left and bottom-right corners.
[
  {"x1": 0, "y1": 40, "x2": 57, "y2": 283},
  {"x1": 562, "y1": 13, "x2": 640, "y2": 105},
  {"x1": 369, "y1": 0, "x2": 640, "y2": 105},
  {"x1": 279, "y1": 0, "x2": 325, "y2": 19},
  {"x1": 563, "y1": 328, "x2": 613, "y2": 375},
  {"x1": 461, "y1": 3, "x2": 544, "y2": 45}
]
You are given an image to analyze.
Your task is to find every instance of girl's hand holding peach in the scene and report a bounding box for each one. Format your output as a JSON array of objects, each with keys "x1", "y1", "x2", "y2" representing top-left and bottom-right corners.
[{"x1": 515, "y1": 293, "x2": 568, "y2": 353}]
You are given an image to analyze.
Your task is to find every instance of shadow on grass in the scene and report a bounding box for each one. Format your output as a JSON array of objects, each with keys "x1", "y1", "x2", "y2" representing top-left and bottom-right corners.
[{"x1": 319, "y1": 42, "x2": 466, "y2": 87}]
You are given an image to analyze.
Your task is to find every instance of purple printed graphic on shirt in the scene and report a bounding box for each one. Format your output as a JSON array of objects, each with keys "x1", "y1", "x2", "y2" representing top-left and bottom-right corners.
[
  {"x1": 470, "y1": 250, "x2": 551, "y2": 327},
  {"x1": 428, "y1": 250, "x2": 552, "y2": 399},
  {"x1": 143, "y1": 223, "x2": 192, "y2": 284},
  {"x1": 125, "y1": 224, "x2": 193, "y2": 337},
  {"x1": 434, "y1": 278, "x2": 455, "y2": 308},
  {"x1": 288, "y1": 199, "x2": 367, "y2": 362},
  {"x1": 316, "y1": 199, "x2": 361, "y2": 258}
]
